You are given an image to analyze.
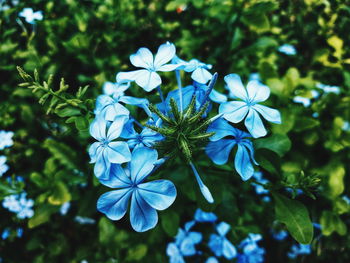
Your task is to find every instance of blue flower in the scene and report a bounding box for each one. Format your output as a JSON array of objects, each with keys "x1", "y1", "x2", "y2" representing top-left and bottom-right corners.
[
  {"x1": 194, "y1": 208, "x2": 217, "y2": 223},
  {"x1": 287, "y1": 244, "x2": 311, "y2": 259},
  {"x1": 205, "y1": 257, "x2": 219, "y2": 263},
  {"x1": 2, "y1": 193, "x2": 34, "y2": 219},
  {"x1": 316, "y1": 83, "x2": 340, "y2": 94},
  {"x1": 74, "y1": 216, "x2": 96, "y2": 225},
  {"x1": 271, "y1": 230, "x2": 288, "y2": 241},
  {"x1": 102, "y1": 81, "x2": 130, "y2": 96},
  {"x1": 88, "y1": 116, "x2": 131, "y2": 180},
  {"x1": 60, "y1": 202, "x2": 71, "y2": 215},
  {"x1": 206, "y1": 118, "x2": 257, "y2": 181},
  {"x1": 278, "y1": 44, "x2": 296, "y2": 55},
  {"x1": 1, "y1": 228, "x2": 10, "y2": 240},
  {"x1": 17, "y1": 228, "x2": 23, "y2": 238},
  {"x1": 117, "y1": 42, "x2": 179, "y2": 92},
  {"x1": 219, "y1": 74, "x2": 281, "y2": 138},
  {"x1": 208, "y1": 222, "x2": 237, "y2": 260},
  {"x1": 167, "y1": 220, "x2": 202, "y2": 262},
  {"x1": 173, "y1": 56, "x2": 213, "y2": 84},
  {"x1": 120, "y1": 120, "x2": 163, "y2": 150},
  {"x1": 0, "y1": 130, "x2": 14, "y2": 150},
  {"x1": 0, "y1": 156, "x2": 9, "y2": 177},
  {"x1": 19, "y1": 8, "x2": 43, "y2": 24},
  {"x1": 238, "y1": 234, "x2": 265, "y2": 263},
  {"x1": 97, "y1": 147, "x2": 177, "y2": 232}
]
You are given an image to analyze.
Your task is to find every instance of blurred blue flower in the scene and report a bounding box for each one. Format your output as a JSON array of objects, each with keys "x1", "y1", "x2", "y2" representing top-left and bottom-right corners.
[
  {"x1": 0, "y1": 130, "x2": 14, "y2": 150},
  {"x1": 120, "y1": 120, "x2": 163, "y2": 150},
  {"x1": 97, "y1": 147, "x2": 177, "y2": 232},
  {"x1": 117, "y1": 42, "x2": 179, "y2": 91},
  {"x1": 2, "y1": 192, "x2": 34, "y2": 219},
  {"x1": 208, "y1": 222, "x2": 237, "y2": 260},
  {"x1": 238, "y1": 234, "x2": 265, "y2": 263},
  {"x1": 1, "y1": 228, "x2": 10, "y2": 240},
  {"x1": 194, "y1": 208, "x2": 217, "y2": 223},
  {"x1": 0, "y1": 156, "x2": 9, "y2": 176},
  {"x1": 278, "y1": 44, "x2": 296, "y2": 55},
  {"x1": 287, "y1": 244, "x2": 311, "y2": 259},
  {"x1": 252, "y1": 172, "x2": 270, "y2": 201},
  {"x1": 206, "y1": 118, "x2": 257, "y2": 181},
  {"x1": 88, "y1": 116, "x2": 131, "y2": 180},
  {"x1": 219, "y1": 74, "x2": 281, "y2": 138},
  {"x1": 249, "y1": 73, "x2": 261, "y2": 82},
  {"x1": 272, "y1": 230, "x2": 288, "y2": 241},
  {"x1": 206, "y1": 257, "x2": 219, "y2": 263},
  {"x1": 60, "y1": 202, "x2": 71, "y2": 215},
  {"x1": 16, "y1": 227, "x2": 23, "y2": 238},
  {"x1": 316, "y1": 83, "x2": 340, "y2": 94},
  {"x1": 19, "y1": 8, "x2": 43, "y2": 24},
  {"x1": 173, "y1": 56, "x2": 213, "y2": 84},
  {"x1": 74, "y1": 216, "x2": 96, "y2": 225},
  {"x1": 102, "y1": 81, "x2": 130, "y2": 96}
]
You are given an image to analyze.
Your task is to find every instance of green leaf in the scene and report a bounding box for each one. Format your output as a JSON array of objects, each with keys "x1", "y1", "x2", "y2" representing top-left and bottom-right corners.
[
  {"x1": 294, "y1": 117, "x2": 320, "y2": 132},
  {"x1": 320, "y1": 210, "x2": 347, "y2": 236},
  {"x1": 328, "y1": 165, "x2": 345, "y2": 198},
  {"x1": 48, "y1": 181, "x2": 72, "y2": 205},
  {"x1": 56, "y1": 106, "x2": 81, "y2": 117},
  {"x1": 28, "y1": 205, "x2": 56, "y2": 228},
  {"x1": 272, "y1": 193, "x2": 314, "y2": 244},
  {"x1": 126, "y1": 244, "x2": 148, "y2": 261},
  {"x1": 254, "y1": 134, "x2": 291, "y2": 157},
  {"x1": 161, "y1": 210, "x2": 180, "y2": 236},
  {"x1": 255, "y1": 149, "x2": 281, "y2": 174}
]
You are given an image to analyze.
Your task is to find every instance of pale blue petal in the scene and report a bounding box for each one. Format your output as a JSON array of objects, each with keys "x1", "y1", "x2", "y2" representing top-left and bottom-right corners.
[
  {"x1": 184, "y1": 221, "x2": 196, "y2": 232},
  {"x1": 207, "y1": 118, "x2": 238, "y2": 141},
  {"x1": 241, "y1": 140, "x2": 258, "y2": 165},
  {"x1": 217, "y1": 221, "x2": 231, "y2": 236},
  {"x1": 166, "y1": 243, "x2": 185, "y2": 263},
  {"x1": 220, "y1": 101, "x2": 249, "y2": 123},
  {"x1": 206, "y1": 257, "x2": 219, "y2": 263},
  {"x1": 116, "y1": 69, "x2": 146, "y2": 83},
  {"x1": 246, "y1": 80, "x2": 270, "y2": 103},
  {"x1": 130, "y1": 147, "x2": 158, "y2": 183},
  {"x1": 104, "y1": 103, "x2": 129, "y2": 121},
  {"x1": 135, "y1": 70, "x2": 161, "y2": 92},
  {"x1": 191, "y1": 67, "x2": 212, "y2": 84},
  {"x1": 119, "y1": 96, "x2": 149, "y2": 106},
  {"x1": 224, "y1": 74, "x2": 248, "y2": 100},
  {"x1": 180, "y1": 234, "x2": 202, "y2": 256},
  {"x1": 209, "y1": 89, "x2": 228, "y2": 103},
  {"x1": 138, "y1": 180, "x2": 176, "y2": 210},
  {"x1": 244, "y1": 109, "x2": 267, "y2": 138},
  {"x1": 120, "y1": 120, "x2": 137, "y2": 139},
  {"x1": 130, "y1": 191, "x2": 158, "y2": 232},
  {"x1": 88, "y1": 142, "x2": 103, "y2": 163},
  {"x1": 95, "y1": 95, "x2": 114, "y2": 115},
  {"x1": 89, "y1": 118, "x2": 106, "y2": 141},
  {"x1": 107, "y1": 115, "x2": 128, "y2": 140},
  {"x1": 130, "y1": 47, "x2": 153, "y2": 69},
  {"x1": 223, "y1": 239, "x2": 237, "y2": 259},
  {"x1": 166, "y1": 85, "x2": 195, "y2": 111},
  {"x1": 97, "y1": 189, "x2": 132, "y2": 220},
  {"x1": 94, "y1": 150, "x2": 111, "y2": 179},
  {"x1": 235, "y1": 144, "x2": 254, "y2": 181},
  {"x1": 154, "y1": 42, "x2": 176, "y2": 68},
  {"x1": 206, "y1": 140, "x2": 236, "y2": 165},
  {"x1": 208, "y1": 234, "x2": 222, "y2": 257},
  {"x1": 194, "y1": 208, "x2": 217, "y2": 223},
  {"x1": 253, "y1": 104, "x2": 281, "y2": 124},
  {"x1": 99, "y1": 164, "x2": 132, "y2": 188},
  {"x1": 106, "y1": 141, "x2": 132, "y2": 163},
  {"x1": 157, "y1": 64, "x2": 181, "y2": 72}
]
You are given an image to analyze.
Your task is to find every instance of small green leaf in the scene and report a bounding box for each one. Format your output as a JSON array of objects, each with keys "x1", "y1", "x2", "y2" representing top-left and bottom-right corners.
[
  {"x1": 161, "y1": 210, "x2": 180, "y2": 236},
  {"x1": 56, "y1": 106, "x2": 81, "y2": 117},
  {"x1": 272, "y1": 193, "x2": 314, "y2": 244},
  {"x1": 254, "y1": 134, "x2": 291, "y2": 157},
  {"x1": 48, "y1": 181, "x2": 72, "y2": 205},
  {"x1": 126, "y1": 244, "x2": 148, "y2": 261},
  {"x1": 320, "y1": 210, "x2": 347, "y2": 236}
]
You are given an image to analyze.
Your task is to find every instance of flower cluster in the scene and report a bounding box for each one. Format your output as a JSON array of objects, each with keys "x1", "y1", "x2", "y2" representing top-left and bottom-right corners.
[
  {"x1": 166, "y1": 209, "x2": 266, "y2": 263},
  {"x1": 2, "y1": 192, "x2": 34, "y2": 219},
  {"x1": 88, "y1": 42, "x2": 281, "y2": 232},
  {"x1": 19, "y1": 8, "x2": 43, "y2": 24},
  {"x1": 0, "y1": 130, "x2": 13, "y2": 177}
]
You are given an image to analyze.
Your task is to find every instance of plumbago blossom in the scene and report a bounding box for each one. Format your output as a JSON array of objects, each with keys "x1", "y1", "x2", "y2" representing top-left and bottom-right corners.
[{"x1": 88, "y1": 42, "x2": 281, "y2": 232}]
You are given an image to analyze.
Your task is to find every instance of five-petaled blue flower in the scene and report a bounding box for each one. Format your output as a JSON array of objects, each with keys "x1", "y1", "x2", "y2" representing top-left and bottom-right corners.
[
  {"x1": 89, "y1": 116, "x2": 131, "y2": 180},
  {"x1": 173, "y1": 56, "x2": 213, "y2": 84},
  {"x1": 0, "y1": 130, "x2": 14, "y2": 150},
  {"x1": 208, "y1": 221, "x2": 237, "y2": 260},
  {"x1": 2, "y1": 192, "x2": 34, "y2": 219},
  {"x1": 219, "y1": 74, "x2": 281, "y2": 138},
  {"x1": 0, "y1": 156, "x2": 9, "y2": 177},
  {"x1": 287, "y1": 244, "x2": 311, "y2": 259},
  {"x1": 237, "y1": 233, "x2": 265, "y2": 263},
  {"x1": 194, "y1": 208, "x2": 217, "y2": 223},
  {"x1": 117, "y1": 42, "x2": 179, "y2": 92},
  {"x1": 97, "y1": 147, "x2": 177, "y2": 232},
  {"x1": 19, "y1": 8, "x2": 43, "y2": 24},
  {"x1": 206, "y1": 118, "x2": 257, "y2": 181},
  {"x1": 121, "y1": 120, "x2": 163, "y2": 150}
]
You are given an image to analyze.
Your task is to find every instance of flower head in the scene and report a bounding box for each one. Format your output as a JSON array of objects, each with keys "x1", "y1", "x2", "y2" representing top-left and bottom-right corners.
[
  {"x1": 278, "y1": 44, "x2": 296, "y2": 55},
  {"x1": 2, "y1": 193, "x2": 34, "y2": 219},
  {"x1": 194, "y1": 208, "x2": 217, "y2": 223},
  {"x1": 219, "y1": 74, "x2": 281, "y2": 138},
  {"x1": 117, "y1": 42, "x2": 179, "y2": 91},
  {"x1": 0, "y1": 156, "x2": 9, "y2": 176},
  {"x1": 173, "y1": 56, "x2": 213, "y2": 84},
  {"x1": 19, "y1": 8, "x2": 43, "y2": 24},
  {"x1": 287, "y1": 244, "x2": 311, "y2": 259},
  {"x1": 0, "y1": 130, "x2": 14, "y2": 150},
  {"x1": 206, "y1": 118, "x2": 257, "y2": 180},
  {"x1": 208, "y1": 222, "x2": 237, "y2": 260},
  {"x1": 88, "y1": 116, "x2": 131, "y2": 180},
  {"x1": 97, "y1": 147, "x2": 177, "y2": 232},
  {"x1": 238, "y1": 234, "x2": 265, "y2": 263}
]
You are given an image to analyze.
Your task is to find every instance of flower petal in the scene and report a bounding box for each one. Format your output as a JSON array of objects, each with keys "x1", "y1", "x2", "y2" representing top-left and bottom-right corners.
[
  {"x1": 107, "y1": 115, "x2": 128, "y2": 140},
  {"x1": 246, "y1": 80, "x2": 270, "y2": 103},
  {"x1": 116, "y1": 69, "x2": 146, "y2": 83},
  {"x1": 106, "y1": 141, "x2": 132, "y2": 164},
  {"x1": 119, "y1": 96, "x2": 149, "y2": 106},
  {"x1": 88, "y1": 142, "x2": 103, "y2": 163},
  {"x1": 191, "y1": 68, "x2": 212, "y2": 84},
  {"x1": 157, "y1": 64, "x2": 181, "y2": 72},
  {"x1": 89, "y1": 118, "x2": 106, "y2": 141},
  {"x1": 94, "y1": 150, "x2": 111, "y2": 179},
  {"x1": 205, "y1": 139, "x2": 237, "y2": 165},
  {"x1": 130, "y1": 47, "x2": 153, "y2": 69},
  {"x1": 244, "y1": 109, "x2": 267, "y2": 138},
  {"x1": 222, "y1": 239, "x2": 237, "y2": 259},
  {"x1": 99, "y1": 164, "x2": 132, "y2": 188},
  {"x1": 217, "y1": 221, "x2": 231, "y2": 236},
  {"x1": 135, "y1": 70, "x2": 161, "y2": 92},
  {"x1": 130, "y1": 147, "x2": 158, "y2": 183},
  {"x1": 207, "y1": 118, "x2": 238, "y2": 141},
  {"x1": 138, "y1": 180, "x2": 177, "y2": 210},
  {"x1": 154, "y1": 42, "x2": 176, "y2": 68},
  {"x1": 104, "y1": 103, "x2": 130, "y2": 121},
  {"x1": 234, "y1": 144, "x2": 255, "y2": 181},
  {"x1": 120, "y1": 120, "x2": 137, "y2": 139},
  {"x1": 219, "y1": 101, "x2": 249, "y2": 123},
  {"x1": 253, "y1": 104, "x2": 281, "y2": 124},
  {"x1": 95, "y1": 95, "x2": 114, "y2": 115},
  {"x1": 209, "y1": 89, "x2": 228, "y2": 103},
  {"x1": 130, "y1": 191, "x2": 158, "y2": 232},
  {"x1": 224, "y1": 74, "x2": 248, "y2": 100},
  {"x1": 97, "y1": 189, "x2": 132, "y2": 220}
]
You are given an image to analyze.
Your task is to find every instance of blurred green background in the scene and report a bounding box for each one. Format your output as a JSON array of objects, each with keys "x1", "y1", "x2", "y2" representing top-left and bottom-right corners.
[{"x1": 1, "y1": 0, "x2": 350, "y2": 262}]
